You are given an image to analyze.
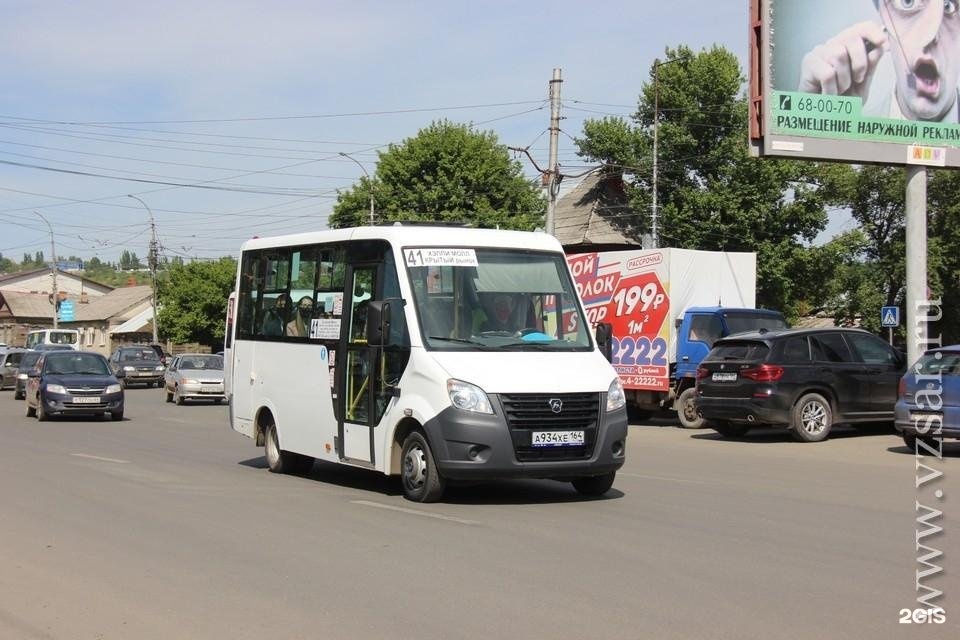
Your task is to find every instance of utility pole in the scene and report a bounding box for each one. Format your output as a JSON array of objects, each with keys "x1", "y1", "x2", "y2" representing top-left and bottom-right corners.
[
  {"x1": 33, "y1": 211, "x2": 58, "y2": 329},
  {"x1": 339, "y1": 152, "x2": 375, "y2": 225},
  {"x1": 128, "y1": 195, "x2": 160, "y2": 344},
  {"x1": 651, "y1": 57, "x2": 681, "y2": 249},
  {"x1": 545, "y1": 68, "x2": 562, "y2": 236}
]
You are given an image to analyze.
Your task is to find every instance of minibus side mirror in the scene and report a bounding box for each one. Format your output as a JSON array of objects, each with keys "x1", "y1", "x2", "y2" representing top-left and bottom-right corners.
[
  {"x1": 366, "y1": 301, "x2": 390, "y2": 347},
  {"x1": 595, "y1": 322, "x2": 614, "y2": 362}
]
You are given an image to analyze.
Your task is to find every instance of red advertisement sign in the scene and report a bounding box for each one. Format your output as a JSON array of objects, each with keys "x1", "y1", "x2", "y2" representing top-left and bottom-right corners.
[{"x1": 569, "y1": 252, "x2": 671, "y2": 391}]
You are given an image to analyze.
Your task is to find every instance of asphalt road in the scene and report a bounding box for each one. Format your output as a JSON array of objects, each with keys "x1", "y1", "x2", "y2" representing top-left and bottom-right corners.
[{"x1": 0, "y1": 387, "x2": 956, "y2": 640}]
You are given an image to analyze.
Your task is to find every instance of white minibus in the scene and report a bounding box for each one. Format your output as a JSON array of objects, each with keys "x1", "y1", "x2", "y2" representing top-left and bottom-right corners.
[
  {"x1": 225, "y1": 224, "x2": 628, "y2": 502},
  {"x1": 25, "y1": 328, "x2": 80, "y2": 350}
]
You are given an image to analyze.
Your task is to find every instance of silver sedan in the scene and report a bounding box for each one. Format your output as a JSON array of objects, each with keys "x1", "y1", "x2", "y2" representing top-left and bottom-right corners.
[{"x1": 163, "y1": 353, "x2": 225, "y2": 405}]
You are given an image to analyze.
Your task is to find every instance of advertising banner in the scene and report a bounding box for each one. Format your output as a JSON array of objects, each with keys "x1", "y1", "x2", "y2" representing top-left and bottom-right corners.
[
  {"x1": 568, "y1": 251, "x2": 671, "y2": 392},
  {"x1": 756, "y1": 0, "x2": 960, "y2": 167}
]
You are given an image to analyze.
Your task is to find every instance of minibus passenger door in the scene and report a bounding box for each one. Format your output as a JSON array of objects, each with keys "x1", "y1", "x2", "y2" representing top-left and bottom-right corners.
[{"x1": 338, "y1": 265, "x2": 378, "y2": 464}]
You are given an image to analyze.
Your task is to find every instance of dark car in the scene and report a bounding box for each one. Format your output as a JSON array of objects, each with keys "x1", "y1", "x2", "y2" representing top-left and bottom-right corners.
[
  {"x1": 696, "y1": 328, "x2": 905, "y2": 442},
  {"x1": 109, "y1": 346, "x2": 166, "y2": 387},
  {"x1": 24, "y1": 350, "x2": 124, "y2": 421},
  {"x1": 1, "y1": 348, "x2": 27, "y2": 390},
  {"x1": 895, "y1": 345, "x2": 960, "y2": 449},
  {"x1": 13, "y1": 350, "x2": 42, "y2": 400}
]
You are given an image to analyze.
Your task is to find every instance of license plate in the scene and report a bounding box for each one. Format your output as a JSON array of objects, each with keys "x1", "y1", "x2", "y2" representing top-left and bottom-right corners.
[
  {"x1": 136, "y1": 372, "x2": 153, "y2": 376},
  {"x1": 711, "y1": 372, "x2": 738, "y2": 382},
  {"x1": 200, "y1": 386, "x2": 223, "y2": 393},
  {"x1": 531, "y1": 430, "x2": 585, "y2": 447},
  {"x1": 72, "y1": 396, "x2": 100, "y2": 404}
]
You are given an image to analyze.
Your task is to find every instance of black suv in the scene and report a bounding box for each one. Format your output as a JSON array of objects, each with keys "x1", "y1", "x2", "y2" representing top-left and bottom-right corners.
[{"x1": 696, "y1": 328, "x2": 905, "y2": 442}]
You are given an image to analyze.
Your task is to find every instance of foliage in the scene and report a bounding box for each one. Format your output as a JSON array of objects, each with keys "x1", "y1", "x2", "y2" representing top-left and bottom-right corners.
[
  {"x1": 574, "y1": 44, "x2": 837, "y2": 318},
  {"x1": 156, "y1": 257, "x2": 237, "y2": 348},
  {"x1": 119, "y1": 250, "x2": 143, "y2": 270},
  {"x1": 329, "y1": 120, "x2": 545, "y2": 230}
]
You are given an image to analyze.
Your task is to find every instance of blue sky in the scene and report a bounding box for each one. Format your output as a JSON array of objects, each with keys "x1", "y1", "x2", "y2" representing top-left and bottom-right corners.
[{"x1": 1, "y1": 1, "x2": 766, "y2": 264}]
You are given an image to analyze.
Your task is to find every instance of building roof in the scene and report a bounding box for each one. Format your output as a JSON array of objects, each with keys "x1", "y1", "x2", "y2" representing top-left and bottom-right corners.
[
  {"x1": 0, "y1": 285, "x2": 152, "y2": 323},
  {"x1": 0, "y1": 290, "x2": 57, "y2": 320},
  {"x1": 0, "y1": 267, "x2": 113, "y2": 293},
  {"x1": 109, "y1": 305, "x2": 154, "y2": 334},
  {"x1": 554, "y1": 171, "x2": 645, "y2": 251},
  {"x1": 73, "y1": 285, "x2": 152, "y2": 322}
]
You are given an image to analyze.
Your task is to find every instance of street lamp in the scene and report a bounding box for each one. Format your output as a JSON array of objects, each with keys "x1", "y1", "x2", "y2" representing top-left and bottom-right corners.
[
  {"x1": 339, "y1": 152, "x2": 375, "y2": 225},
  {"x1": 127, "y1": 194, "x2": 160, "y2": 344},
  {"x1": 651, "y1": 57, "x2": 681, "y2": 249},
  {"x1": 33, "y1": 211, "x2": 58, "y2": 329}
]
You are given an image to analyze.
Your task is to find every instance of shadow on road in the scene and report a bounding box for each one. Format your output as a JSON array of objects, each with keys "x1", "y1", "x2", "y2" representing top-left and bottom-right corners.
[{"x1": 238, "y1": 456, "x2": 625, "y2": 504}]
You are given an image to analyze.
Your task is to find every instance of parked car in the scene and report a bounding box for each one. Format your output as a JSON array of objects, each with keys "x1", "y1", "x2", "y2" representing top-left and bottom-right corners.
[
  {"x1": 108, "y1": 346, "x2": 166, "y2": 387},
  {"x1": 696, "y1": 328, "x2": 905, "y2": 442},
  {"x1": 163, "y1": 353, "x2": 225, "y2": 404},
  {"x1": 24, "y1": 350, "x2": 124, "y2": 421},
  {"x1": 1, "y1": 348, "x2": 27, "y2": 390},
  {"x1": 13, "y1": 351, "x2": 42, "y2": 400},
  {"x1": 895, "y1": 345, "x2": 960, "y2": 449}
]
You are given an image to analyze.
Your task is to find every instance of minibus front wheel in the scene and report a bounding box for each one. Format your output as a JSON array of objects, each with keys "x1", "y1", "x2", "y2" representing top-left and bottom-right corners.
[
  {"x1": 571, "y1": 472, "x2": 616, "y2": 497},
  {"x1": 401, "y1": 431, "x2": 446, "y2": 503}
]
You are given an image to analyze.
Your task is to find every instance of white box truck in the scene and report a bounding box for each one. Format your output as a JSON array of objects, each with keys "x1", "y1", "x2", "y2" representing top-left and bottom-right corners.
[{"x1": 567, "y1": 248, "x2": 787, "y2": 427}]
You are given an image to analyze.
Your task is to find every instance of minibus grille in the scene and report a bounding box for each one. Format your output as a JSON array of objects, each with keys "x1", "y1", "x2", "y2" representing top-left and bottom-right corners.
[{"x1": 500, "y1": 392, "x2": 600, "y2": 462}]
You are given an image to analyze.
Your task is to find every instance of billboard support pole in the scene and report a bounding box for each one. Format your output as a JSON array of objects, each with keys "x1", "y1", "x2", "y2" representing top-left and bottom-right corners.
[{"x1": 904, "y1": 166, "x2": 927, "y2": 367}]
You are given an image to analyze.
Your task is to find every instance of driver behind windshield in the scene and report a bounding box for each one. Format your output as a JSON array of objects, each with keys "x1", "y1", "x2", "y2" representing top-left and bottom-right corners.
[{"x1": 475, "y1": 293, "x2": 521, "y2": 334}]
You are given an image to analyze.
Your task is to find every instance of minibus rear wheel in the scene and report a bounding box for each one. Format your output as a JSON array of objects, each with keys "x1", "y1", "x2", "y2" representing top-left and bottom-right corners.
[
  {"x1": 401, "y1": 431, "x2": 446, "y2": 503},
  {"x1": 264, "y1": 419, "x2": 313, "y2": 475}
]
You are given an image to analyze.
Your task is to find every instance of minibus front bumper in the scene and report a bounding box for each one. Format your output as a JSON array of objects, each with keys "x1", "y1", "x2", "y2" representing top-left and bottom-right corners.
[{"x1": 422, "y1": 392, "x2": 628, "y2": 481}]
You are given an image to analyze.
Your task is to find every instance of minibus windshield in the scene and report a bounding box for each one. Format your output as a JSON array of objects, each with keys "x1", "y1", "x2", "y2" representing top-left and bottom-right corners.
[{"x1": 405, "y1": 247, "x2": 593, "y2": 351}]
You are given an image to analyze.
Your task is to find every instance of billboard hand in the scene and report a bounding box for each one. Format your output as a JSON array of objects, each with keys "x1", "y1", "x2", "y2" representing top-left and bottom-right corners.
[{"x1": 798, "y1": 21, "x2": 887, "y2": 99}]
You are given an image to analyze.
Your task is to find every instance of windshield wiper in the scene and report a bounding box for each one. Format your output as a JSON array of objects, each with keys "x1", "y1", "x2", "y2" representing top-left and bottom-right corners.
[
  {"x1": 427, "y1": 336, "x2": 493, "y2": 349},
  {"x1": 498, "y1": 342, "x2": 557, "y2": 350}
]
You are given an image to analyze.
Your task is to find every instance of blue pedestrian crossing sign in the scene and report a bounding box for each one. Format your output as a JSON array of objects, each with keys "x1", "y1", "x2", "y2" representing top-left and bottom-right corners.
[{"x1": 881, "y1": 306, "x2": 899, "y2": 328}]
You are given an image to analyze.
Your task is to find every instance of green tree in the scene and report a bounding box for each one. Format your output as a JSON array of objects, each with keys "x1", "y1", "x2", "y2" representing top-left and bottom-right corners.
[
  {"x1": 156, "y1": 257, "x2": 237, "y2": 348},
  {"x1": 0, "y1": 252, "x2": 15, "y2": 273},
  {"x1": 575, "y1": 45, "x2": 837, "y2": 318},
  {"x1": 818, "y1": 166, "x2": 960, "y2": 343},
  {"x1": 329, "y1": 120, "x2": 545, "y2": 229},
  {"x1": 119, "y1": 250, "x2": 142, "y2": 270}
]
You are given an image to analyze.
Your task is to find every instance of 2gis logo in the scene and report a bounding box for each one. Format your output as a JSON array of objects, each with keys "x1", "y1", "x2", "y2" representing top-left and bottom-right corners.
[{"x1": 898, "y1": 608, "x2": 945, "y2": 624}]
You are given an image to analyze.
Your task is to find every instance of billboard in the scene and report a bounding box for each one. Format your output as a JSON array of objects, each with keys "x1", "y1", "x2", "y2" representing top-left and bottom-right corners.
[{"x1": 750, "y1": 0, "x2": 960, "y2": 167}]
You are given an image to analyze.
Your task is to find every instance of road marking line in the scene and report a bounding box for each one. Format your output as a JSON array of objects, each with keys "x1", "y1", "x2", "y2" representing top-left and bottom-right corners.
[
  {"x1": 618, "y1": 472, "x2": 709, "y2": 485},
  {"x1": 70, "y1": 453, "x2": 131, "y2": 464},
  {"x1": 351, "y1": 500, "x2": 479, "y2": 525}
]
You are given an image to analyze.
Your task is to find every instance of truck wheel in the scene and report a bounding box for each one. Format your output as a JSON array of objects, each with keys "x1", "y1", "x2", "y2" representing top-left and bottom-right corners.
[
  {"x1": 401, "y1": 431, "x2": 446, "y2": 503},
  {"x1": 677, "y1": 387, "x2": 705, "y2": 429},
  {"x1": 708, "y1": 420, "x2": 750, "y2": 438},
  {"x1": 264, "y1": 420, "x2": 313, "y2": 475},
  {"x1": 571, "y1": 472, "x2": 616, "y2": 497},
  {"x1": 790, "y1": 393, "x2": 832, "y2": 442}
]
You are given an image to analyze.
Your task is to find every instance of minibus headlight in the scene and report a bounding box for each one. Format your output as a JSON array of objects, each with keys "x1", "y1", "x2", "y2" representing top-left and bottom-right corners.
[
  {"x1": 447, "y1": 379, "x2": 493, "y2": 414},
  {"x1": 607, "y1": 377, "x2": 626, "y2": 412}
]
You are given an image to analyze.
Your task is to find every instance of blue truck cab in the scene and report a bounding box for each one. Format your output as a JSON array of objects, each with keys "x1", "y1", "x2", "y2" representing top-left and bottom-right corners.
[{"x1": 669, "y1": 307, "x2": 788, "y2": 427}]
